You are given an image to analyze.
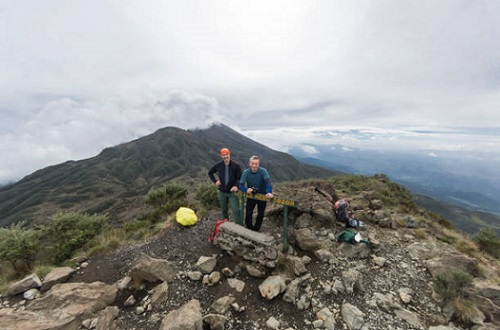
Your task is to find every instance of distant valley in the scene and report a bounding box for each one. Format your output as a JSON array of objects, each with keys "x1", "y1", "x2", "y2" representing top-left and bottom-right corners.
[
  {"x1": 291, "y1": 145, "x2": 499, "y2": 213},
  {"x1": 291, "y1": 144, "x2": 500, "y2": 234}
]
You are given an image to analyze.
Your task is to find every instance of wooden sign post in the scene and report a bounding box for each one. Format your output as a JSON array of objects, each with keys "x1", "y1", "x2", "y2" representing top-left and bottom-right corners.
[{"x1": 235, "y1": 191, "x2": 297, "y2": 252}]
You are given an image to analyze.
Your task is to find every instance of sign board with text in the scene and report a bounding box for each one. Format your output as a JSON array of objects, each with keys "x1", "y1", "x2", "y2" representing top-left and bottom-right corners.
[{"x1": 235, "y1": 191, "x2": 297, "y2": 207}]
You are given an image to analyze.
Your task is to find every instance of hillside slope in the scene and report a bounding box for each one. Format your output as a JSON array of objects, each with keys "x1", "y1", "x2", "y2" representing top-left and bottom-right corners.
[
  {"x1": 1, "y1": 177, "x2": 498, "y2": 330},
  {"x1": 298, "y1": 156, "x2": 500, "y2": 234},
  {"x1": 414, "y1": 194, "x2": 500, "y2": 235},
  {"x1": 0, "y1": 124, "x2": 338, "y2": 227}
]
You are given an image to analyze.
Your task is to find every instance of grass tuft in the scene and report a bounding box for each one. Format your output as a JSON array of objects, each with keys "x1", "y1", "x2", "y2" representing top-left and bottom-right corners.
[
  {"x1": 414, "y1": 228, "x2": 427, "y2": 239},
  {"x1": 452, "y1": 297, "x2": 483, "y2": 327}
]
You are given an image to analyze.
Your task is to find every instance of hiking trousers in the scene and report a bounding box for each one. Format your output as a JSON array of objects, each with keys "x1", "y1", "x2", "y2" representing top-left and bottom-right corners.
[
  {"x1": 245, "y1": 199, "x2": 267, "y2": 231},
  {"x1": 217, "y1": 191, "x2": 242, "y2": 225}
]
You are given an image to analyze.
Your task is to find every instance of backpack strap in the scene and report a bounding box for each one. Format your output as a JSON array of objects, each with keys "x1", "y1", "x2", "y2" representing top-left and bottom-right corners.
[{"x1": 208, "y1": 219, "x2": 229, "y2": 242}]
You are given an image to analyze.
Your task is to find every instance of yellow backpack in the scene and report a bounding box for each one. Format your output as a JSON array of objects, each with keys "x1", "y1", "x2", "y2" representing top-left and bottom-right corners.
[{"x1": 175, "y1": 207, "x2": 198, "y2": 226}]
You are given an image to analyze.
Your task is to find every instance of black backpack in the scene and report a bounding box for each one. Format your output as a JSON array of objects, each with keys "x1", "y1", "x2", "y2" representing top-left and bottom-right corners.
[{"x1": 335, "y1": 199, "x2": 350, "y2": 223}]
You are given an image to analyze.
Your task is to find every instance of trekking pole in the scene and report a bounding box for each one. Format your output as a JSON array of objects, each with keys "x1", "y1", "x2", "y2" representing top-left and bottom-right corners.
[
  {"x1": 314, "y1": 187, "x2": 335, "y2": 205},
  {"x1": 239, "y1": 192, "x2": 245, "y2": 225}
]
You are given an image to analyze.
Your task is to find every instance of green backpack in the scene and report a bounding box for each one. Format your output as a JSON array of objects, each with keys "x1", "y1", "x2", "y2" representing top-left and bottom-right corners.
[{"x1": 336, "y1": 230, "x2": 369, "y2": 244}]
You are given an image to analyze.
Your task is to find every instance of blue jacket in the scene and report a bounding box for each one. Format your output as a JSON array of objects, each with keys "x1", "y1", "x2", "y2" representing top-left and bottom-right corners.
[{"x1": 239, "y1": 167, "x2": 272, "y2": 194}]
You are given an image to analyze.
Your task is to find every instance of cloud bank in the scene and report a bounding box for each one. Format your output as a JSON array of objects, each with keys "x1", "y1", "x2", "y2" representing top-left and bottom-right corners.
[
  {"x1": 1, "y1": 1, "x2": 499, "y2": 183},
  {"x1": 0, "y1": 90, "x2": 224, "y2": 183}
]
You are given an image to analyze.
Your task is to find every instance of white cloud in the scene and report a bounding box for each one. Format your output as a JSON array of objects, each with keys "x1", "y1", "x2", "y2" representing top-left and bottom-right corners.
[
  {"x1": 245, "y1": 125, "x2": 499, "y2": 157},
  {"x1": 1, "y1": 1, "x2": 500, "y2": 183},
  {"x1": 300, "y1": 145, "x2": 319, "y2": 155},
  {"x1": 0, "y1": 90, "x2": 224, "y2": 183}
]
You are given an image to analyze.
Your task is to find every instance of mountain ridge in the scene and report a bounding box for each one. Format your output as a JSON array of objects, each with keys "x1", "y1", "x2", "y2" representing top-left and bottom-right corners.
[
  {"x1": 295, "y1": 155, "x2": 500, "y2": 234},
  {"x1": 0, "y1": 124, "x2": 338, "y2": 227},
  {"x1": 2, "y1": 123, "x2": 498, "y2": 236}
]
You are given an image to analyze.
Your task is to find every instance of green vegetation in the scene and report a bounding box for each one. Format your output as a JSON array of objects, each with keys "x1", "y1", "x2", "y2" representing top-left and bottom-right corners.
[
  {"x1": 40, "y1": 212, "x2": 108, "y2": 264},
  {"x1": 0, "y1": 181, "x2": 191, "y2": 285},
  {"x1": 473, "y1": 226, "x2": 500, "y2": 258},
  {"x1": 0, "y1": 222, "x2": 39, "y2": 272},
  {"x1": 432, "y1": 270, "x2": 484, "y2": 327},
  {"x1": 428, "y1": 211, "x2": 455, "y2": 229},
  {"x1": 455, "y1": 239, "x2": 479, "y2": 257},
  {"x1": 33, "y1": 264, "x2": 55, "y2": 280},
  {"x1": 452, "y1": 298, "x2": 484, "y2": 328},
  {"x1": 325, "y1": 174, "x2": 419, "y2": 213},
  {"x1": 414, "y1": 228, "x2": 427, "y2": 239},
  {"x1": 196, "y1": 183, "x2": 219, "y2": 210},
  {"x1": 433, "y1": 271, "x2": 474, "y2": 302},
  {"x1": 0, "y1": 211, "x2": 108, "y2": 286},
  {"x1": 144, "y1": 183, "x2": 189, "y2": 223},
  {"x1": 87, "y1": 183, "x2": 190, "y2": 257},
  {"x1": 86, "y1": 228, "x2": 128, "y2": 257},
  {"x1": 145, "y1": 183, "x2": 187, "y2": 207}
]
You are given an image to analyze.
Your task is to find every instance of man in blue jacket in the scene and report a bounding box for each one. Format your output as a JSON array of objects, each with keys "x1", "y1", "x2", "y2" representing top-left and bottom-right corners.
[
  {"x1": 239, "y1": 155, "x2": 273, "y2": 231},
  {"x1": 208, "y1": 148, "x2": 243, "y2": 224}
]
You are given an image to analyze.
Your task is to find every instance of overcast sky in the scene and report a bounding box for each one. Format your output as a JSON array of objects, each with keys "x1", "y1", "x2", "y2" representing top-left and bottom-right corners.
[{"x1": 1, "y1": 1, "x2": 499, "y2": 184}]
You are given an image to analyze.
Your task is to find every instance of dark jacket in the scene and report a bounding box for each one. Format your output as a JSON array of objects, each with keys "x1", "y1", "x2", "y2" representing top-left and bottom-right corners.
[{"x1": 208, "y1": 160, "x2": 243, "y2": 193}]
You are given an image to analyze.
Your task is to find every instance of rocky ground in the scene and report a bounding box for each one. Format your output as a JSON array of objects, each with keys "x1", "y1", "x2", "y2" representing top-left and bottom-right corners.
[{"x1": 1, "y1": 183, "x2": 499, "y2": 330}]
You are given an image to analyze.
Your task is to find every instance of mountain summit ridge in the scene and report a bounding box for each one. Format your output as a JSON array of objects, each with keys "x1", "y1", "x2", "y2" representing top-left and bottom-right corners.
[
  {"x1": 1, "y1": 176, "x2": 499, "y2": 329},
  {"x1": 0, "y1": 124, "x2": 338, "y2": 227}
]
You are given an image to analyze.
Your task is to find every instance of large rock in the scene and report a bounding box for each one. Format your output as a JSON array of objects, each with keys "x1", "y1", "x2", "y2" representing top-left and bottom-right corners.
[
  {"x1": 150, "y1": 281, "x2": 169, "y2": 307},
  {"x1": 227, "y1": 278, "x2": 246, "y2": 292},
  {"x1": 160, "y1": 299, "x2": 203, "y2": 330},
  {"x1": 338, "y1": 243, "x2": 371, "y2": 259},
  {"x1": 28, "y1": 281, "x2": 118, "y2": 321},
  {"x1": 0, "y1": 308, "x2": 80, "y2": 330},
  {"x1": 245, "y1": 264, "x2": 267, "y2": 278},
  {"x1": 41, "y1": 267, "x2": 76, "y2": 291},
  {"x1": 266, "y1": 316, "x2": 281, "y2": 329},
  {"x1": 195, "y1": 256, "x2": 217, "y2": 274},
  {"x1": 295, "y1": 228, "x2": 319, "y2": 251},
  {"x1": 7, "y1": 273, "x2": 41, "y2": 297},
  {"x1": 283, "y1": 277, "x2": 301, "y2": 304},
  {"x1": 342, "y1": 269, "x2": 363, "y2": 294},
  {"x1": 474, "y1": 280, "x2": 500, "y2": 305},
  {"x1": 129, "y1": 253, "x2": 178, "y2": 283},
  {"x1": 425, "y1": 253, "x2": 479, "y2": 277},
  {"x1": 203, "y1": 314, "x2": 227, "y2": 330},
  {"x1": 210, "y1": 295, "x2": 236, "y2": 314},
  {"x1": 96, "y1": 306, "x2": 119, "y2": 330},
  {"x1": 294, "y1": 213, "x2": 314, "y2": 228},
  {"x1": 215, "y1": 222, "x2": 277, "y2": 267},
  {"x1": 406, "y1": 242, "x2": 442, "y2": 260},
  {"x1": 259, "y1": 275, "x2": 287, "y2": 300},
  {"x1": 394, "y1": 308, "x2": 422, "y2": 327},
  {"x1": 373, "y1": 292, "x2": 401, "y2": 312},
  {"x1": 315, "y1": 249, "x2": 334, "y2": 262},
  {"x1": 373, "y1": 210, "x2": 394, "y2": 228},
  {"x1": 286, "y1": 255, "x2": 308, "y2": 276},
  {"x1": 317, "y1": 307, "x2": 336, "y2": 330},
  {"x1": 341, "y1": 303, "x2": 365, "y2": 330}
]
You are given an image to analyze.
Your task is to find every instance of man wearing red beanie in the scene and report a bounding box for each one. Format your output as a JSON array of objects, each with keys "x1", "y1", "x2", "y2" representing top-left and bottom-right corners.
[{"x1": 208, "y1": 148, "x2": 243, "y2": 224}]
